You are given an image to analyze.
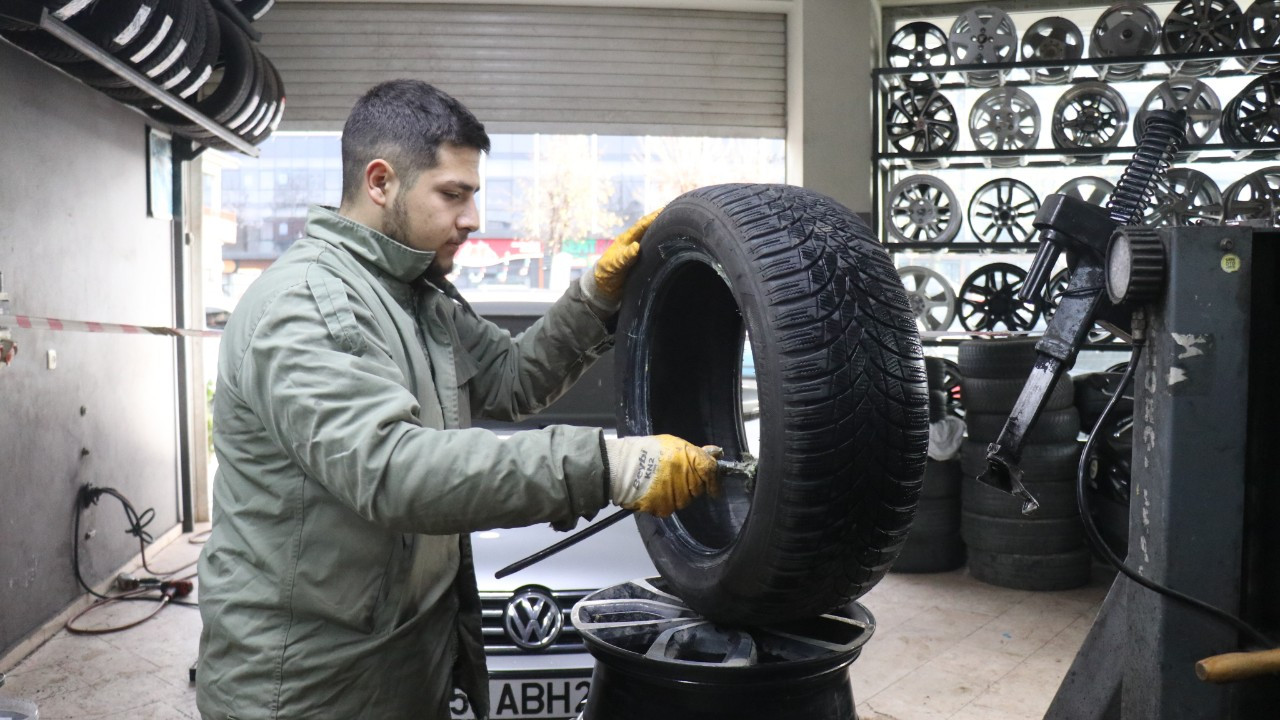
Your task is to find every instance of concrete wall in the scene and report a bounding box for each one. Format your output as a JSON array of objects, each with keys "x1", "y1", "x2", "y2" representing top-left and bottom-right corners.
[
  {"x1": 791, "y1": 0, "x2": 878, "y2": 215},
  {"x1": 0, "y1": 41, "x2": 180, "y2": 658}
]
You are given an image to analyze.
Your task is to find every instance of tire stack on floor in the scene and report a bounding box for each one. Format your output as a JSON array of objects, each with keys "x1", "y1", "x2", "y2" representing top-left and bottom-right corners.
[
  {"x1": 958, "y1": 338, "x2": 1092, "y2": 590},
  {"x1": 1, "y1": 0, "x2": 284, "y2": 152},
  {"x1": 892, "y1": 357, "x2": 966, "y2": 573}
]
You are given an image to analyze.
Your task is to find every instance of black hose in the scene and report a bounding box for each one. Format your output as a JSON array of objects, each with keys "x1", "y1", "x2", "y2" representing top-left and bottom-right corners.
[{"x1": 1076, "y1": 342, "x2": 1276, "y2": 649}]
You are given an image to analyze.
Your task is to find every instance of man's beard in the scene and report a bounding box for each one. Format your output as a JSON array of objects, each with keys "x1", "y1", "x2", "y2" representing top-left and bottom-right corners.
[{"x1": 383, "y1": 191, "x2": 411, "y2": 247}]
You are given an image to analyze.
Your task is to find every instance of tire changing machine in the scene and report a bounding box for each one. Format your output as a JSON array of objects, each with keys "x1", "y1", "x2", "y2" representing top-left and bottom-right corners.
[
  {"x1": 571, "y1": 578, "x2": 874, "y2": 720},
  {"x1": 1040, "y1": 224, "x2": 1280, "y2": 719}
]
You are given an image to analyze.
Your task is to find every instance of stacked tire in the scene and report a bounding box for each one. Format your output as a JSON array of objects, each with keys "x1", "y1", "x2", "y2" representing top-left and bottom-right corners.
[
  {"x1": 1, "y1": 2, "x2": 284, "y2": 152},
  {"x1": 958, "y1": 338, "x2": 1092, "y2": 590},
  {"x1": 892, "y1": 357, "x2": 965, "y2": 573}
]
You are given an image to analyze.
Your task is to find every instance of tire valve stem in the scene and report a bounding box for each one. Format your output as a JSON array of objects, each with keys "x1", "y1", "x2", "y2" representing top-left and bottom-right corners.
[{"x1": 1107, "y1": 109, "x2": 1187, "y2": 227}]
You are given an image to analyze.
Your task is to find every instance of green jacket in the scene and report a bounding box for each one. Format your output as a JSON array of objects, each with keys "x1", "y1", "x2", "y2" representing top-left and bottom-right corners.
[{"x1": 198, "y1": 206, "x2": 613, "y2": 719}]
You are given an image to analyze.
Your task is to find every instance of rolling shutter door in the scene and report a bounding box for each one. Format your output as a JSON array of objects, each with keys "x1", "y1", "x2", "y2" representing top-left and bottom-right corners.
[{"x1": 256, "y1": 3, "x2": 786, "y2": 137}]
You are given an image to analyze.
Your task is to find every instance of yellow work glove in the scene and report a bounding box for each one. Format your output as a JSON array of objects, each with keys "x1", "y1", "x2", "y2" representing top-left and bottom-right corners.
[
  {"x1": 604, "y1": 435, "x2": 721, "y2": 517},
  {"x1": 591, "y1": 208, "x2": 663, "y2": 304}
]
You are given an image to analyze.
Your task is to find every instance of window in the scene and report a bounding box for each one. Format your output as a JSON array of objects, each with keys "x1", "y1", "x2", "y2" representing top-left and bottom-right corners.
[{"x1": 210, "y1": 132, "x2": 785, "y2": 309}]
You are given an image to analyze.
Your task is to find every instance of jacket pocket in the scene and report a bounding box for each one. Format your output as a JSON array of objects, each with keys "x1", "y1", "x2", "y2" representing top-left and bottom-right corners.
[
  {"x1": 289, "y1": 484, "x2": 394, "y2": 634},
  {"x1": 308, "y1": 274, "x2": 367, "y2": 356}
]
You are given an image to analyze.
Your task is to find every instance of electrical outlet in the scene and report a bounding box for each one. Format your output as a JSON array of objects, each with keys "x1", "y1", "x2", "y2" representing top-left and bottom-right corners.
[{"x1": 46, "y1": 349, "x2": 56, "y2": 369}]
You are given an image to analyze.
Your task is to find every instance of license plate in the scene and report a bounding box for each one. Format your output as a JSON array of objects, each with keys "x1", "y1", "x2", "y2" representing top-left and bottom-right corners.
[{"x1": 451, "y1": 676, "x2": 591, "y2": 719}]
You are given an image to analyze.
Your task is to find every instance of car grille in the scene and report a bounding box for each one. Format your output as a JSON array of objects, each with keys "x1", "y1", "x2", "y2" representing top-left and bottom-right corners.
[{"x1": 479, "y1": 590, "x2": 589, "y2": 654}]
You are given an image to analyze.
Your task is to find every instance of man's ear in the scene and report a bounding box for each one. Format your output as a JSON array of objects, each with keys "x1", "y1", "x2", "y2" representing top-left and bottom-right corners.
[{"x1": 364, "y1": 159, "x2": 397, "y2": 208}]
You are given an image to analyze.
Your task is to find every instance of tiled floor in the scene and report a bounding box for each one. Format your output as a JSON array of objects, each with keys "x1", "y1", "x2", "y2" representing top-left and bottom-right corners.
[{"x1": 0, "y1": 532, "x2": 1109, "y2": 720}]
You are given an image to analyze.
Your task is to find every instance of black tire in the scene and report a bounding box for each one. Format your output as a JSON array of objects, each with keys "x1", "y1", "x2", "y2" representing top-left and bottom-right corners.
[
  {"x1": 1074, "y1": 372, "x2": 1133, "y2": 430},
  {"x1": 929, "y1": 388, "x2": 946, "y2": 422},
  {"x1": 968, "y1": 547, "x2": 1092, "y2": 591},
  {"x1": 173, "y1": 0, "x2": 219, "y2": 99},
  {"x1": 965, "y1": 408, "x2": 1080, "y2": 443},
  {"x1": 962, "y1": 375, "x2": 1073, "y2": 413},
  {"x1": 242, "y1": 57, "x2": 284, "y2": 146},
  {"x1": 962, "y1": 474, "x2": 1080, "y2": 519},
  {"x1": 100, "y1": 0, "x2": 201, "y2": 102},
  {"x1": 958, "y1": 338, "x2": 1040, "y2": 378},
  {"x1": 920, "y1": 459, "x2": 961, "y2": 500},
  {"x1": 960, "y1": 440, "x2": 1081, "y2": 482},
  {"x1": 1, "y1": 28, "x2": 86, "y2": 63},
  {"x1": 942, "y1": 358, "x2": 964, "y2": 417},
  {"x1": 960, "y1": 511, "x2": 1084, "y2": 554},
  {"x1": 151, "y1": 11, "x2": 255, "y2": 128},
  {"x1": 925, "y1": 356, "x2": 946, "y2": 389},
  {"x1": 68, "y1": 0, "x2": 159, "y2": 52},
  {"x1": 238, "y1": 0, "x2": 276, "y2": 21},
  {"x1": 913, "y1": 495, "x2": 961, "y2": 536},
  {"x1": 891, "y1": 533, "x2": 966, "y2": 573},
  {"x1": 617, "y1": 184, "x2": 930, "y2": 626}
]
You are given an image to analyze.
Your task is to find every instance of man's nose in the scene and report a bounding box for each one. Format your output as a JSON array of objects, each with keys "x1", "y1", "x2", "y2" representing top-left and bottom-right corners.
[{"x1": 458, "y1": 197, "x2": 480, "y2": 232}]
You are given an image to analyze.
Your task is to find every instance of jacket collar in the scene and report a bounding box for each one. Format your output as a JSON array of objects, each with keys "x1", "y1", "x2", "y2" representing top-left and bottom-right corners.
[{"x1": 305, "y1": 205, "x2": 436, "y2": 283}]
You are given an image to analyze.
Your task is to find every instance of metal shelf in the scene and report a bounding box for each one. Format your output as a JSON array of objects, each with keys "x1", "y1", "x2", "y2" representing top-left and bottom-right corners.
[
  {"x1": 885, "y1": 242, "x2": 1039, "y2": 253},
  {"x1": 874, "y1": 45, "x2": 1280, "y2": 89},
  {"x1": 876, "y1": 142, "x2": 1280, "y2": 170},
  {"x1": 2, "y1": 4, "x2": 260, "y2": 157}
]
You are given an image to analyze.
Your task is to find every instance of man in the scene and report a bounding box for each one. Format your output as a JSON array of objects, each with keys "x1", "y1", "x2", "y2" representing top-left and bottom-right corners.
[{"x1": 197, "y1": 79, "x2": 719, "y2": 720}]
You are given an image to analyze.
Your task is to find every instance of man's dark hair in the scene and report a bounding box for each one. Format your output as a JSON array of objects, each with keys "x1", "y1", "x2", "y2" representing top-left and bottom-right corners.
[{"x1": 340, "y1": 80, "x2": 491, "y2": 204}]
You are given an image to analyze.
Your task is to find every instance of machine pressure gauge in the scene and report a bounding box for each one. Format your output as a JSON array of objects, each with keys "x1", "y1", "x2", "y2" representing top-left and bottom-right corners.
[{"x1": 1106, "y1": 227, "x2": 1166, "y2": 305}]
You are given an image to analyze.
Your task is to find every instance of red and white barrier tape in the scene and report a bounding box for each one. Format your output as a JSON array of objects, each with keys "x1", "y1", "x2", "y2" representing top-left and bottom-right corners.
[{"x1": 6, "y1": 314, "x2": 222, "y2": 338}]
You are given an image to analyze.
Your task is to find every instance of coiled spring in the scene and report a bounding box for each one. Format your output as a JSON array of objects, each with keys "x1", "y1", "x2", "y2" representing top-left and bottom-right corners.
[{"x1": 1107, "y1": 109, "x2": 1186, "y2": 226}]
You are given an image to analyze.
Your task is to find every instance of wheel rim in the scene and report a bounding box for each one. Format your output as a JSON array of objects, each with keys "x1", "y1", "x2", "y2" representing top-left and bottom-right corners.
[
  {"x1": 1244, "y1": 1, "x2": 1280, "y2": 71},
  {"x1": 1052, "y1": 81, "x2": 1129, "y2": 149},
  {"x1": 1224, "y1": 169, "x2": 1280, "y2": 224},
  {"x1": 635, "y1": 254, "x2": 756, "y2": 553},
  {"x1": 1056, "y1": 176, "x2": 1116, "y2": 206},
  {"x1": 969, "y1": 87, "x2": 1041, "y2": 154},
  {"x1": 958, "y1": 263, "x2": 1040, "y2": 331},
  {"x1": 1090, "y1": 3, "x2": 1162, "y2": 79},
  {"x1": 1226, "y1": 73, "x2": 1280, "y2": 144},
  {"x1": 886, "y1": 88, "x2": 959, "y2": 156},
  {"x1": 572, "y1": 578, "x2": 875, "y2": 674},
  {"x1": 968, "y1": 178, "x2": 1041, "y2": 243},
  {"x1": 1137, "y1": 78, "x2": 1222, "y2": 145},
  {"x1": 1021, "y1": 17, "x2": 1084, "y2": 83},
  {"x1": 1144, "y1": 168, "x2": 1224, "y2": 226},
  {"x1": 949, "y1": 7, "x2": 1017, "y2": 86},
  {"x1": 887, "y1": 22, "x2": 950, "y2": 88},
  {"x1": 898, "y1": 265, "x2": 958, "y2": 332},
  {"x1": 887, "y1": 175, "x2": 962, "y2": 243},
  {"x1": 1162, "y1": 0, "x2": 1243, "y2": 76}
]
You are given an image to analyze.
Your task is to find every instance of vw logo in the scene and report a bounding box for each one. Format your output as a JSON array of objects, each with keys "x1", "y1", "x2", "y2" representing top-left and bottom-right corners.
[{"x1": 504, "y1": 588, "x2": 564, "y2": 651}]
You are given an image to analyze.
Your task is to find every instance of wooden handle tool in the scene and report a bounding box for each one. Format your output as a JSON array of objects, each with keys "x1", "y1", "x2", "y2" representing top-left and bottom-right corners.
[{"x1": 1196, "y1": 648, "x2": 1280, "y2": 684}]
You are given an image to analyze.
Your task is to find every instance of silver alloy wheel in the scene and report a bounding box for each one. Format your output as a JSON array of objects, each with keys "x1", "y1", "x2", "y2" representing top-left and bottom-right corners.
[
  {"x1": 572, "y1": 578, "x2": 875, "y2": 667},
  {"x1": 949, "y1": 7, "x2": 1017, "y2": 87},
  {"x1": 969, "y1": 87, "x2": 1041, "y2": 163},
  {"x1": 1090, "y1": 3, "x2": 1162, "y2": 81},
  {"x1": 1224, "y1": 168, "x2": 1280, "y2": 225},
  {"x1": 968, "y1": 178, "x2": 1041, "y2": 244},
  {"x1": 1056, "y1": 176, "x2": 1116, "y2": 207},
  {"x1": 1144, "y1": 168, "x2": 1224, "y2": 226},
  {"x1": 958, "y1": 263, "x2": 1041, "y2": 332},
  {"x1": 886, "y1": 21, "x2": 951, "y2": 88},
  {"x1": 898, "y1": 266, "x2": 958, "y2": 332},
  {"x1": 887, "y1": 175, "x2": 962, "y2": 243},
  {"x1": 1021, "y1": 17, "x2": 1084, "y2": 83},
  {"x1": 1161, "y1": 0, "x2": 1244, "y2": 76},
  {"x1": 1241, "y1": 1, "x2": 1280, "y2": 72},
  {"x1": 1052, "y1": 81, "x2": 1130, "y2": 150},
  {"x1": 1136, "y1": 78, "x2": 1222, "y2": 145},
  {"x1": 1223, "y1": 73, "x2": 1280, "y2": 144},
  {"x1": 885, "y1": 88, "x2": 959, "y2": 165}
]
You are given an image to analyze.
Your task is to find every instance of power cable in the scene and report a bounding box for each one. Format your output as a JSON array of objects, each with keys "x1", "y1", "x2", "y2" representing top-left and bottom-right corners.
[{"x1": 1076, "y1": 329, "x2": 1276, "y2": 649}]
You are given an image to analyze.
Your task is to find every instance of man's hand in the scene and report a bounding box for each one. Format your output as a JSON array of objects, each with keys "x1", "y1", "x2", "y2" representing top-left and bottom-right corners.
[
  {"x1": 604, "y1": 435, "x2": 720, "y2": 517},
  {"x1": 592, "y1": 208, "x2": 663, "y2": 303}
]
